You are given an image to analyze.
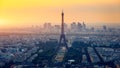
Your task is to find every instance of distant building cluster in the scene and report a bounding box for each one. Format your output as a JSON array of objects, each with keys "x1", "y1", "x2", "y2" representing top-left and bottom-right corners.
[
  {"x1": 4, "y1": 22, "x2": 119, "y2": 34},
  {"x1": 70, "y1": 22, "x2": 86, "y2": 32},
  {"x1": 42, "y1": 22, "x2": 87, "y2": 33},
  {"x1": 36, "y1": 22, "x2": 119, "y2": 34}
]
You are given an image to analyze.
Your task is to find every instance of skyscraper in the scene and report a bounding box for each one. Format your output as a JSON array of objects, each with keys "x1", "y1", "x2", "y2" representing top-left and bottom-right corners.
[
  {"x1": 77, "y1": 22, "x2": 82, "y2": 31},
  {"x1": 71, "y1": 22, "x2": 77, "y2": 32},
  {"x1": 83, "y1": 22, "x2": 86, "y2": 30},
  {"x1": 103, "y1": 25, "x2": 107, "y2": 31}
]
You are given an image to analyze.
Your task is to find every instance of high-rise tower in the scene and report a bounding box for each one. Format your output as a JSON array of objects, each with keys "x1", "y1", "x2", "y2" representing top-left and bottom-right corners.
[{"x1": 57, "y1": 11, "x2": 68, "y2": 50}]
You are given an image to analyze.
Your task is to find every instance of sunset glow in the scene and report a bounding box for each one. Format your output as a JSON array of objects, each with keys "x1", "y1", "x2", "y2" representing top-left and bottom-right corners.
[{"x1": 0, "y1": 0, "x2": 120, "y2": 29}]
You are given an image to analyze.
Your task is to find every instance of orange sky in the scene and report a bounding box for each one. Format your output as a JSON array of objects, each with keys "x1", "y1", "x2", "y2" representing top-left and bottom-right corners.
[{"x1": 0, "y1": 0, "x2": 120, "y2": 29}]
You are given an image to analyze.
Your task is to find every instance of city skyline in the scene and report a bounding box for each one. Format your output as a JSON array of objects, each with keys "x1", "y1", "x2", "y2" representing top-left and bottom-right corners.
[
  {"x1": 0, "y1": 0, "x2": 120, "y2": 29},
  {"x1": 0, "y1": 1, "x2": 120, "y2": 67}
]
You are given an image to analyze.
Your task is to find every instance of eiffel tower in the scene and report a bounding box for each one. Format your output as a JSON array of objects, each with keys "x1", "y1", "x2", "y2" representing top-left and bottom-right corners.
[{"x1": 57, "y1": 11, "x2": 68, "y2": 50}]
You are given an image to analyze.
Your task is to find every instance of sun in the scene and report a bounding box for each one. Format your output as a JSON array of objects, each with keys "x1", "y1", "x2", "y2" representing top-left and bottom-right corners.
[{"x1": 0, "y1": 19, "x2": 8, "y2": 26}]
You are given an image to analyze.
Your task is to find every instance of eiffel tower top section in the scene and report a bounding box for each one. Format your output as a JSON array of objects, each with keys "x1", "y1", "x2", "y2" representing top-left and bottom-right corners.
[{"x1": 61, "y1": 11, "x2": 64, "y2": 35}]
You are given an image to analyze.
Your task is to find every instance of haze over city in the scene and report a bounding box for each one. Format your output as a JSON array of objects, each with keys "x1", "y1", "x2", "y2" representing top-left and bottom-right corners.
[
  {"x1": 0, "y1": 0, "x2": 120, "y2": 68},
  {"x1": 0, "y1": 0, "x2": 120, "y2": 30}
]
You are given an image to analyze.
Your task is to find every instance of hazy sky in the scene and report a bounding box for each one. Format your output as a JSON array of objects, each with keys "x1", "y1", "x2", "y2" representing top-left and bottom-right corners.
[{"x1": 0, "y1": 0, "x2": 120, "y2": 29}]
